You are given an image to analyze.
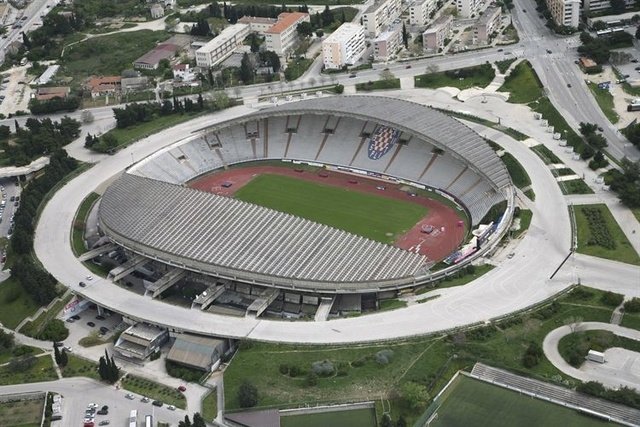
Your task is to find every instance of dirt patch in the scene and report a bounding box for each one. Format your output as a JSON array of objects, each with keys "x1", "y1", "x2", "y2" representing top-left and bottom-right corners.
[{"x1": 189, "y1": 165, "x2": 466, "y2": 262}]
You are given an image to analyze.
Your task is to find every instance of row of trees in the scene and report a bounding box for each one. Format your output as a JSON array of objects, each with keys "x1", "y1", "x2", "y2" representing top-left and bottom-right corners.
[
  {"x1": 10, "y1": 149, "x2": 78, "y2": 305},
  {"x1": 578, "y1": 31, "x2": 633, "y2": 64},
  {"x1": 0, "y1": 117, "x2": 81, "y2": 166},
  {"x1": 178, "y1": 413, "x2": 207, "y2": 427},
  {"x1": 607, "y1": 159, "x2": 640, "y2": 208},
  {"x1": 53, "y1": 344, "x2": 69, "y2": 368},
  {"x1": 578, "y1": 122, "x2": 609, "y2": 169},
  {"x1": 28, "y1": 96, "x2": 81, "y2": 115},
  {"x1": 98, "y1": 350, "x2": 120, "y2": 383}
]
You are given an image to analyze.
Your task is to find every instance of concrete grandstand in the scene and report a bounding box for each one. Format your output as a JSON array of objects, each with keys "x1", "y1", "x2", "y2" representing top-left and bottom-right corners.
[{"x1": 92, "y1": 96, "x2": 515, "y2": 318}]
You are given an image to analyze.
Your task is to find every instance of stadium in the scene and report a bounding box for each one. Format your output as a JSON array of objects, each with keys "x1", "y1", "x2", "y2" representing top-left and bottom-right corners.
[{"x1": 95, "y1": 96, "x2": 516, "y2": 318}]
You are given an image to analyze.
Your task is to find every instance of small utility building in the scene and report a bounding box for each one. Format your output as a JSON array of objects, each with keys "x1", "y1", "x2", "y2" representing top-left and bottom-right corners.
[{"x1": 167, "y1": 334, "x2": 228, "y2": 372}]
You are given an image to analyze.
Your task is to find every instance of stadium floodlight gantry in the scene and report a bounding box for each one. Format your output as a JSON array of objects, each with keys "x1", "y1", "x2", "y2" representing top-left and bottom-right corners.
[{"x1": 98, "y1": 95, "x2": 515, "y2": 294}]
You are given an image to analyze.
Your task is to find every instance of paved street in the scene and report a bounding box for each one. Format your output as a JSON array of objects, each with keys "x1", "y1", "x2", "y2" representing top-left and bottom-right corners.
[{"x1": 543, "y1": 322, "x2": 640, "y2": 391}]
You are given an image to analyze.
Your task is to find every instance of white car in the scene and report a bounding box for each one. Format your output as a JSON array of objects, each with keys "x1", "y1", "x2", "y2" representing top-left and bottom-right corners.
[
  {"x1": 63, "y1": 346, "x2": 73, "y2": 352},
  {"x1": 167, "y1": 405, "x2": 176, "y2": 411},
  {"x1": 86, "y1": 275, "x2": 93, "y2": 281},
  {"x1": 125, "y1": 393, "x2": 135, "y2": 400}
]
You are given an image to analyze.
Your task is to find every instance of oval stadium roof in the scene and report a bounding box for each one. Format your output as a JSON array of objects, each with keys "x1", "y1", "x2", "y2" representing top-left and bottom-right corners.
[
  {"x1": 99, "y1": 174, "x2": 428, "y2": 291},
  {"x1": 198, "y1": 95, "x2": 511, "y2": 192}
]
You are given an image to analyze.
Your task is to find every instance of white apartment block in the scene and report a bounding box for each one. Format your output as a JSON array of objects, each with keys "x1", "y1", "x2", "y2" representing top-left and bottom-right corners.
[
  {"x1": 474, "y1": 6, "x2": 501, "y2": 44},
  {"x1": 322, "y1": 23, "x2": 366, "y2": 69},
  {"x1": 456, "y1": 0, "x2": 480, "y2": 18},
  {"x1": 373, "y1": 27, "x2": 402, "y2": 61},
  {"x1": 195, "y1": 24, "x2": 250, "y2": 68},
  {"x1": 362, "y1": 0, "x2": 402, "y2": 37},
  {"x1": 265, "y1": 12, "x2": 310, "y2": 56},
  {"x1": 409, "y1": 0, "x2": 436, "y2": 26},
  {"x1": 237, "y1": 16, "x2": 277, "y2": 34},
  {"x1": 545, "y1": 0, "x2": 580, "y2": 27},
  {"x1": 423, "y1": 15, "x2": 452, "y2": 51}
]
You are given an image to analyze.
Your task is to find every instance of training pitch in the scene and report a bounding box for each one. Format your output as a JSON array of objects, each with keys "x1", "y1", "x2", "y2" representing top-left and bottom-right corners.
[{"x1": 430, "y1": 376, "x2": 616, "y2": 427}]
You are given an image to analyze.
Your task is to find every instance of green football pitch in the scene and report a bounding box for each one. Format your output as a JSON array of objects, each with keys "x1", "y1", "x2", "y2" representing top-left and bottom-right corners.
[
  {"x1": 430, "y1": 376, "x2": 617, "y2": 427},
  {"x1": 234, "y1": 174, "x2": 427, "y2": 244}
]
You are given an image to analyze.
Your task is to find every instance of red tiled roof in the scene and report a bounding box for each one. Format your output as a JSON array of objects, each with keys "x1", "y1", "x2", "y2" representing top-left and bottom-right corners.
[{"x1": 265, "y1": 12, "x2": 308, "y2": 34}]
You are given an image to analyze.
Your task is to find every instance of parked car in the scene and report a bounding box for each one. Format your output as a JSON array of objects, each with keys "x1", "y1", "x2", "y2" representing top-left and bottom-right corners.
[
  {"x1": 87, "y1": 321, "x2": 95, "y2": 327},
  {"x1": 96, "y1": 315, "x2": 105, "y2": 320},
  {"x1": 101, "y1": 405, "x2": 109, "y2": 411},
  {"x1": 79, "y1": 281, "x2": 86, "y2": 287},
  {"x1": 167, "y1": 405, "x2": 176, "y2": 411},
  {"x1": 99, "y1": 422, "x2": 110, "y2": 426},
  {"x1": 178, "y1": 385, "x2": 187, "y2": 392},
  {"x1": 97, "y1": 409, "x2": 108, "y2": 415},
  {"x1": 152, "y1": 400, "x2": 163, "y2": 407},
  {"x1": 125, "y1": 393, "x2": 135, "y2": 400},
  {"x1": 53, "y1": 341, "x2": 64, "y2": 347},
  {"x1": 71, "y1": 315, "x2": 80, "y2": 320},
  {"x1": 99, "y1": 326, "x2": 109, "y2": 334},
  {"x1": 141, "y1": 396, "x2": 150, "y2": 403}
]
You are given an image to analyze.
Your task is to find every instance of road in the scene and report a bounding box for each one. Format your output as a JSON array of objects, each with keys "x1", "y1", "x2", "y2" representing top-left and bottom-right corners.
[
  {"x1": 0, "y1": 377, "x2": 191, "y2": 426},
  {"x1": 543, "y1": 322, "x2": 640, "y2": 391}
]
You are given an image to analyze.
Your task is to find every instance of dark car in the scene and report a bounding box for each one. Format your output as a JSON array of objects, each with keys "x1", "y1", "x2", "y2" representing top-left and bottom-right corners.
[
  {"x1": 567, "y1": 83, "x2": 572, "y2": 88},
  {"x1": 497, "y1": 48, "x2": 503, "y2": 52},
  {"x1": 97, "y1": 409, "x2": 108, "y2": 415},
  {"x1": 152, "y1": 400, "x2": 163, "y2": 407},
  {"x1": 71, "y1": 315, "x2": 81, "y2": 320},
  {"x1": 96, "y1": 315, "x2": 105, "y2": 320},
  {"x1": 178, "y1": 385, "x2": 187, "y2": 392},
  {"x1": 87, "y1": 321, "x2": 95, "y2": 327},
  {"x1": 9, "y1": 196, "x2": 14, "y2": 201},
  {"x1": 405, "y1": 64, "x2": 412, "y2": 69},
  {"x1": 99, "y1": 327, "x2": 109, "y2": 334},
  {"x1": 632, "y1": 59, "x2": 639, "y2": 63},
  {"x1": 546, "y1": 49, "x2": 552, "y2": 54},
  {"x1": 53, "y1": 341, "x2": 64, "y2": 347},
  {"x1": 101, "y1": 405, "x2": 109, "y2": 411},
  {"x1": 79, "y1": 281, "x2": 86, "y2": 288},
  {"x1": 349, "y1": 73, "x2": 357, "y2": 78}
]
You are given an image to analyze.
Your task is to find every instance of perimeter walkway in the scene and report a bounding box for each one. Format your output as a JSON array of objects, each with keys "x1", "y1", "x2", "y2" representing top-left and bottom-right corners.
[{"x1": 543, "y1": 322, "x2": 640, "y2": 392}]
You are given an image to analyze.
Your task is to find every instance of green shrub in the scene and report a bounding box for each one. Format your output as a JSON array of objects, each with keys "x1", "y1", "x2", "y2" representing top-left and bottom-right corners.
[
  {"x1": 278, "y1": 363, "x2": 289, "y2": 375},
  {"x1": 38, "y1": 319, "x2": 69, "y2": 341},
  {"x1": 311, "y1": 360, "x2": 335, "y2": 377},
  {"x1": 624, "y1": 298, "x2": 640, "y2": 313},
  {"x1": 375, "y1": 349, "x2": 394, "y2": 365},
  {"x1": 601, "y1": 291, "x2": 624, "y2": 307},
  {"x1": 304, "y1": 371, "x2": 318, "y2": 387}
]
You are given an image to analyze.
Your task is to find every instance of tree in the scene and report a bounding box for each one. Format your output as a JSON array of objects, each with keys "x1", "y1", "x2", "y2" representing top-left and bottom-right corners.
[
  {"x1": 59, "y1": 349, "x2": 68, "y2": 367},
  {"x1": 401, "y1": 382, "x2": 429, "y2": 409},
  {"x1": 397, "y1": 416, "x2": 407, "y2": 427},
  {"x1": 238, "y1": 381, "x2": 258, "y2": 408},
  {"x1": 22, "y1": 32, "x2": 31, "y2": 50},
  {"x1": 637, "y1": 25, "x2": 640, "y2": 40},
  {"x1": 54, "y1": 344, "x2": 61, "y2": 365},
  {"x1": 381, "y1": 413, "x2": 394, "y2": 427},
  {"x1": 178, "y1": 415, "x2": 192, "y2": 427},
  {"x1": 192, "y1": 413, "x2": 206, "y2": 427},
  {"x1": 296, "y1": 21, "x2": 313, "y2": 38},
  {"x1": 402, "y1": 22, "x2": 409, "y2": 49},
  {"x1": 239, "y1": 53, "x2": 254, "y2": 84},
  {"x1": 321, "y1": 5, "x2": 334, "y2": 27},
  {"x1": 380, "y1": 69, "x2": 395, "y2": 81}
]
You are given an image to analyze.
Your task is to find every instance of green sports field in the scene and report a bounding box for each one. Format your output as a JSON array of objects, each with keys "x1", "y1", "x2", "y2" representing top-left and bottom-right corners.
[
  {"x1": 234, "y1": 174, "x2": 427, "y2": 244},
  {"x1": 430, "y1": 376, "x2": 616, "y2": 427}
]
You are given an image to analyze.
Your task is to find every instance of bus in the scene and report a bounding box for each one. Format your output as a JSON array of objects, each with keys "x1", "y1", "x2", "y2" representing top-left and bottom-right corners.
[
  {"x1": 129, "y1": 409, "x2": 138, "y2": 427},
  {"x1": 145, "y1": 415, "x2": 153, "y2": 427}
]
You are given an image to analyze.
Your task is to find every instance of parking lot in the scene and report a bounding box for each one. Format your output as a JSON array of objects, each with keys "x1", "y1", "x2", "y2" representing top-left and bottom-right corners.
[
  {"x1": 60, "y1": 304, "x2": 124, "y2": 351},
  {"x1": 41, "y1": 378, "x2": 189, "y2": 427}
]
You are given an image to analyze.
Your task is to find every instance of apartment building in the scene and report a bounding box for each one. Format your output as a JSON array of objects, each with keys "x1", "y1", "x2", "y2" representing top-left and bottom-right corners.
[
  {"x1": 423, "y1": 15, "x2": 452, "y2": 51},
  {"x1": 195, "y1": 23, "x2": 250, "y2": 68},
  {"x1": 322, "y1": 23, "x2": 366, "y2": 69},
  {"x1": 546, "y1": 0, "x2": 580, "y2": 28},
  {"x1": 409, "y1": 0, "x2": 436, "y2": 26},
  {"x1": 456, "y1": 0, "x2": 480, "y2": 18},
  {"x1": 362, "y1": 0, "x2": 402, "y2": 37},
  {"x1": 237, "y1": 16, "x2": 277, "y2": 34},
  {"x1": 265, "y1": 12, "x2": 310, "y2": 56},
  {"x1": 373, "y1": 27, "x2": 402, "y2": 61},
  {"x1": 474, "y1": 6, "x2": 501, "y2": 44}
]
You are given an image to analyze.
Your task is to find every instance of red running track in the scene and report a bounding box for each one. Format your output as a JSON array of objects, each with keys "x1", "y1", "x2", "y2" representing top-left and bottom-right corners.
[{"x1": 189, "y1": 165, "x2": 466, "y2": 262}]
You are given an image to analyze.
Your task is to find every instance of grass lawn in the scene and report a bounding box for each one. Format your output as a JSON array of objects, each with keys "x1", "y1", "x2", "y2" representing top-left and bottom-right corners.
[
  {"x1": 621, "y1": 313, "x2": 640, "y2": 330},
  {"x1": 71, "y1": 192, "x2": 100, "y2": 256},
  {"x1": 574, "y1": 204, "x2": 640, "y2": 265},
  {"x1": 61, "y1": 354, "x2": 100, "y2": 380},
  {"x1": 587, "y1": 83, "x2": 619, "y2": 124},
  {"x1": 633, "y1": 208, "x2": 640, "y2": 223},
  {"x1": 513, "y1": 209, "x2": 533, "y2": 239},
  {"x1": 284, "y1": 58, "x2": 314, "y2": 81},
  {"x1": 414, "y1": 64, "x2": 495, "y2": 90},
  {"x1": 19, "y1": 293, "x2": 73, "y2": 338},
  {"x1": 356, "y1": 79, "x2": 401, "y2": 92},
  {"x1": 560, "y1": 179, "x2": 594, "y2": 195},
  {"x1": 530, "y1": 145, "x2": 562, "y2": 165},
  {"x1": 234, "y1": 174, "x2": 427, "y2": 244},
  {"x1": 500, "y1": 153, "x2": 532, "y2": 189},
  {"x1": 524, "y1": 189, "x2": 536, "y2": 201},
  {"x1": 426, "y1": 264, "x2": 494, "y2": 290},
  {"x1": 430, "y1": 375, "x2": 612, "y2": 427},
  {"x1": 121, "y1": 375, "x2": 186, "y2": 409},
  {"x1": 201, "y1": 389, "x2": 218, "y2": 422},
  {"x1": 224, "y1": 286, "x2": 617, "y2": 423},
  {"x1": 61, "y1": 30, "x2": 170, "y2": 84},
  {"x1": 558, "y1": 330, "x2": 640, "y2": 367},
  {"x1": 529, "y1": 98, "x2": 585, "y2": 153},
  {"x1": 378, "y1": 299, "x2": 408, "y2": 311},
  {"x1": 498, "y1": 61, "x2": 544, "y2": 104},
  {"x1": 0, "y1": 397, "x2": 45, "y2": 427},
  {"x1": 0, "y1": 277, "x2": 40, "y2": 329},
  {"x1": 0, "y1": 355, "x2": 58, "y2": 385},
  {"x1": 0, "y1": 345, "x2": 42, "y2": 365},
  {"x1": 495, "y1": 58, "x2": 517, "y2": 74},
  {"x1": 100, "y1": 112, "x2": 205, "y2": 152}
]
